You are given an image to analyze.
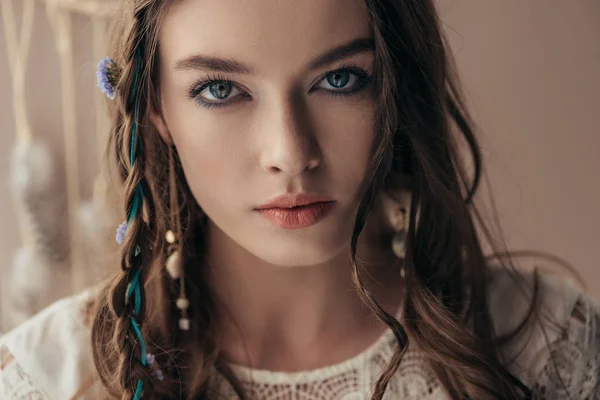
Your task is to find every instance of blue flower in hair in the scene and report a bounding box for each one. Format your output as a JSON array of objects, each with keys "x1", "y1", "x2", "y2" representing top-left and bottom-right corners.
[
  {"x1": 155, "y1": 370, "x2": 164, "y2": 381},
  {"x1": 97, "y1": 56, "x2": 120, "y2": 100},
  {"x1": 146, "y1": 353, "x2": 155, "y2": 365},
  {"x1": 115, "y1": 221, "x2": 128, "y2": 245}
]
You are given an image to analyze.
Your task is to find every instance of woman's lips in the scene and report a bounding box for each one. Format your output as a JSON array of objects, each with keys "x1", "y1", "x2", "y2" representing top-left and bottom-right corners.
[{"x1": 255, "y1": 201, "x2": 336, "y2": 229}]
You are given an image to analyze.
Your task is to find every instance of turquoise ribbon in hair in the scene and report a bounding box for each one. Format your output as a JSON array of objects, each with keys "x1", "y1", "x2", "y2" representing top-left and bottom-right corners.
[{"x1": 122, "y1": 45, "x2": 148, "y2": 400}]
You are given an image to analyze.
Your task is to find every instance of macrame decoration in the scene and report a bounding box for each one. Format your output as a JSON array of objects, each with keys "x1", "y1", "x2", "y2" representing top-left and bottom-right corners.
[{"x1": 0, "y1": 0, "x2": 118, "y2": 330}]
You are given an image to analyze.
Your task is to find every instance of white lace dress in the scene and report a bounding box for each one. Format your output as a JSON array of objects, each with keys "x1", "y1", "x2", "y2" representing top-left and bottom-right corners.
[{"x1": 1, "y1": 268, "x2": 598, "y2": 399}]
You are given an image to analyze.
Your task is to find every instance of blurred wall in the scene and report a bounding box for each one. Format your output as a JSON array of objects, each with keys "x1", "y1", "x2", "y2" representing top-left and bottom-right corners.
[
  {"x1": 1, "y1": 0, "x2": 599, "y2": 330},
  {"x1": 439, "y1": 0, "x2": 600, "y2": 296},
  {"x1": 0, "y1": 2, "x2": 102, "y2": 331}
]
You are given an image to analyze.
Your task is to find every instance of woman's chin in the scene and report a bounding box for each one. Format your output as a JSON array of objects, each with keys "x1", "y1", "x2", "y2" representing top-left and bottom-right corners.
[{"x1": 237, "y1": 232, "x2": 348, "y2": 268}]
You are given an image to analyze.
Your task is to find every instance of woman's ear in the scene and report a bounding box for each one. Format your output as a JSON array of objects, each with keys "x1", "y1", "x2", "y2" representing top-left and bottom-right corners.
[{"x1": 150, "y1": 106, "x2": 173, "y2": 145}]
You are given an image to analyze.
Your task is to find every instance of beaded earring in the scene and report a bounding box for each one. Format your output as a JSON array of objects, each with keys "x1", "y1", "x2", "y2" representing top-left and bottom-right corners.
[
  {"x1": 390, "y1": 205, "x2": 409, "y2": 279},
  {"x1": 380, "y1": 191, "x2": 410, "y2": 277},
  {"x1": 165, "y1": 229, "x2": 190, "y2": 331},
  {"x1": 391, "y1": 206, "x2": 408, "y2": 259},
  {"x1": 164, "y1": 146, "x2": 190, "y2": 331}
]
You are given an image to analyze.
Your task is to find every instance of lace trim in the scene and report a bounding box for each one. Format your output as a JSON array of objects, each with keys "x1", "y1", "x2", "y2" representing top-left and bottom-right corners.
[
  {"x1": 212, "y1": 344, "x2": 446, "y2": 399},
  {"x1": 530, "y1": 295, "x2": 600, "y2": 398},
  {"x1": 229, "y1": 330, "x2": 397, "y2": 384},
  {"x1": 0, "y1": 346, "x2": 49, "y2": 399},
  {"x1": 217, "y1": 292, "x2": 600, "y2": 399},
  {"x1": 228, "y1": 300, "x2": 405, "y2": 384}
]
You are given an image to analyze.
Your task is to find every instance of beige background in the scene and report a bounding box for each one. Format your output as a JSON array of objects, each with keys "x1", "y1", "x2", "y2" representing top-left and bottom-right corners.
[{"x1": 1, "y1": 0, "x2": 599, "y2": 330}]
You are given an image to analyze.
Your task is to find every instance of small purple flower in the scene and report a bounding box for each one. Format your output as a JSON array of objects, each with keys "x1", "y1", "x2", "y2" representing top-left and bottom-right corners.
[
  {"x1": 97, "y1": 56, "x2": 120, "y2": 100},
  {"x1": 145, "y1": 353, "x2": 164, "y2": 380},
  {"x1": 115, "y1": 221, "x2": 128, "y2": 245},
  {"x1": 155, "y1": 370, "x2": 164, "y2": 381},
  {"x1": 146, "y1": 353, "x2": 155, "y2": 365}
]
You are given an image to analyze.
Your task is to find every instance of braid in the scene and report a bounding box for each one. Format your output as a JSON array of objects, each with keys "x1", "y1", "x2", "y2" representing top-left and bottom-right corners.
[
  {"x1": 107, "y1": 4, "x2": 161, "y2": 396},
  {"x1": 112, "y1": 44, "x2": 154, "y2": 399},
  {"x1": 91, "y1": 3, "x2": 218, "y2": 398}
]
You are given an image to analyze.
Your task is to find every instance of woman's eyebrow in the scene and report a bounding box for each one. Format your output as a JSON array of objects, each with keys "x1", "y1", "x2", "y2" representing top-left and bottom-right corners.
[{"x1": 173, "y1": 37, "x2": 375, "y2": 74}]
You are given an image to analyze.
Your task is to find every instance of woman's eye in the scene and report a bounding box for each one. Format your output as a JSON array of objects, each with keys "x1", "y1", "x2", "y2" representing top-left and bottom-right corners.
[
  {"x1": 188, "y1": 67, "x2": 372, "y2": 109},
  {"x1": 195, "y1": 81, "x2": 243, "y2": 105},
  {"x1": 322, "y1": 70, "x2": 358, "y2": 90},
  {"x1": 317, "y1": 67, "x2": 373, "y2": 97}
]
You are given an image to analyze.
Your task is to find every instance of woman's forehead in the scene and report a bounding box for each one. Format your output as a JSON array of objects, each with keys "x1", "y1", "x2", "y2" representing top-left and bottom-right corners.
[{"x1": 160, "y1": 0, "x2": 372, "y2": 77}]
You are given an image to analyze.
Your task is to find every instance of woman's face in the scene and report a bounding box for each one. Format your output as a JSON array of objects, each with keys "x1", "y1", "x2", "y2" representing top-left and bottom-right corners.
[{"x1": 155, "y1": 0, "x2": 378, "y2": 266}]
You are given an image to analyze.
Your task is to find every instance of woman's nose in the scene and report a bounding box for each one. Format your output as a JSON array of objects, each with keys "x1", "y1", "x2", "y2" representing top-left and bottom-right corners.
[{"x1": 259, "y1": 100, "x2": 322, "y2": 176}]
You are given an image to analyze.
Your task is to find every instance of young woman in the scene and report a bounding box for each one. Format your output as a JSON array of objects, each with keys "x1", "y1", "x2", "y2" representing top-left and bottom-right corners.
[{"x1": 1, "y1": 0, "x2": 598, "y2": 399}]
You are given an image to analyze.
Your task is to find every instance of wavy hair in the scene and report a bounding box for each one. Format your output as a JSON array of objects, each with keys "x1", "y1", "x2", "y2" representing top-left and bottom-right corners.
[{"x1": 90, "y1": 0, "x2": 543, "y2": 398}]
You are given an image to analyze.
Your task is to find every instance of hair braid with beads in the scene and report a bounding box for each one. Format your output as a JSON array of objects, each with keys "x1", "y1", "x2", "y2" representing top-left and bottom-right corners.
[
  {"x1": 114, "y1": 42, "x2": 151, "y2": 399},
  {"x1": 92, "y1": 2, "x2": 242, "y2": 398},
  {"x1": 92, "y1": 1, "x2": 168, "y2": 399}
]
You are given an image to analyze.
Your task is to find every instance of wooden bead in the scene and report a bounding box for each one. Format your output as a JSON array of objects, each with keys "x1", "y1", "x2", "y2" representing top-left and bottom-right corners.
[
  {"x1": 165, "y1": 230, "x2": 176, "y2": 244},
  {"x1": 179, "y1": 318, "x2": 190, "y2": 331},
  {"x1": 165, "y1": 251, "x2": 182, "y2": 279},
  {"x1": 176, "y1": 297, "x2": 190, "y2": 310}
]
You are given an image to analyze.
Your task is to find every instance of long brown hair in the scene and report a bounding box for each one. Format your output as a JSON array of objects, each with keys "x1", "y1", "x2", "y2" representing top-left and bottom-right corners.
[{"x1": 91, "y1": 0, "x2": 543, "y2": 398}]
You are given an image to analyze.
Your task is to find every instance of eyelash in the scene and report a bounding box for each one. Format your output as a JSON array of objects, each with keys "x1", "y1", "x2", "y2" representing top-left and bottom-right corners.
[{"x1": 186, "y1": 62, "x2": 373, "y2": 109}]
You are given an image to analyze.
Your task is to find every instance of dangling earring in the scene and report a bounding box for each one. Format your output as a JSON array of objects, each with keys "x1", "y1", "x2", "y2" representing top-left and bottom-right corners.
[
  {"x1": 391, "y1": 206, "x2": 408, "y2": 277},
  {"x1": 391, "y1": 207, "x2": 408, "y2": 258},
  {"x1": 164, "y1": 146, "x2": 190, "y2": 331},
  {"x1": 165, "y1": 229, "x2": 190, "y2": 330}
]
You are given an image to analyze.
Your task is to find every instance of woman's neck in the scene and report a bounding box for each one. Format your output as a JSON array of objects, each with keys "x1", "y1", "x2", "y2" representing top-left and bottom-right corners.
[{"x1": 203, "y1": 209, "x2": 403, "y2": 371}]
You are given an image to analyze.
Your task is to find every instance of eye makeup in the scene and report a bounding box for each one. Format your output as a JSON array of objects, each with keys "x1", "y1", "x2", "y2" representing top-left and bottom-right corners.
[{"x1": 186, "y1": 62, "x2": 374, "y2": 109}]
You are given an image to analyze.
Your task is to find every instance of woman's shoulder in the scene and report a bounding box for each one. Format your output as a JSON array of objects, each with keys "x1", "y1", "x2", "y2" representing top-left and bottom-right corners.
[
  {"x1": 486, "y1": 265, "x2": 586, "y2": 336},
  {"x1": 486, "y1": 265, "x2": 600, "y2": 397},
  {"x1": 0, "y1": 284, "x2": 103, "y2": 399}
]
